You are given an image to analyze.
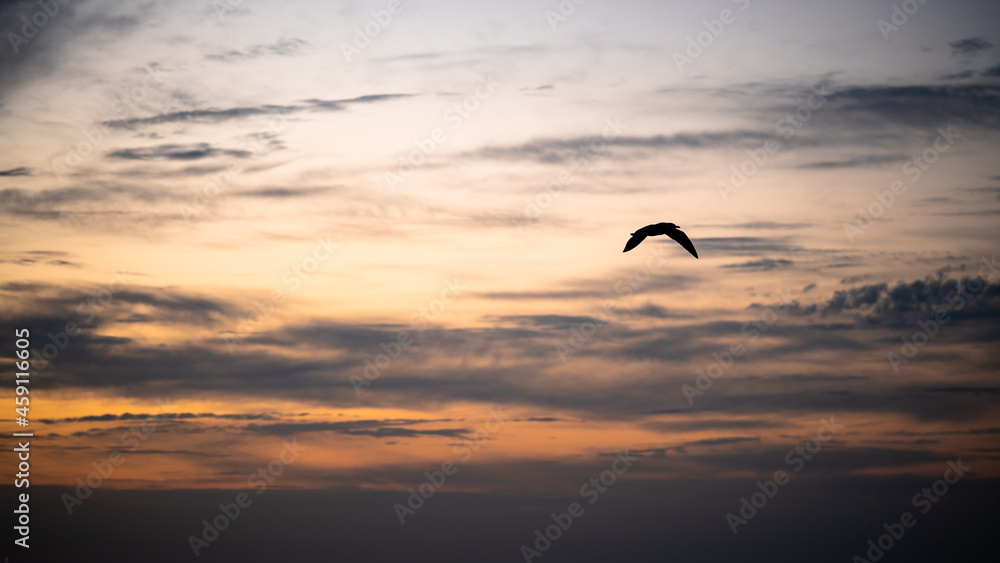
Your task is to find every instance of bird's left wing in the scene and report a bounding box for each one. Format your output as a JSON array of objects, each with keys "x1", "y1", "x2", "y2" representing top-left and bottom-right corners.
[{"x1": 622, "y1": 234, "x2": 646, "y2": 252}]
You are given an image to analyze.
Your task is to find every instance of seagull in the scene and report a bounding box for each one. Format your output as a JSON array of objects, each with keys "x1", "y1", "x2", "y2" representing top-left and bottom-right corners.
[{"x1": 622, "y1": 222, "x2": 698, "y2": 258}]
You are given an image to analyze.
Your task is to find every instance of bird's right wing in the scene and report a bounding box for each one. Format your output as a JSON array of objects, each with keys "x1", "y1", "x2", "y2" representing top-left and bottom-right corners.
[
  {"x1": 666, "y1": 229, "x2": 698, "y2": 258},
  {"x1": 622, "y1": 234, "x2": 646, "y2": 252}
]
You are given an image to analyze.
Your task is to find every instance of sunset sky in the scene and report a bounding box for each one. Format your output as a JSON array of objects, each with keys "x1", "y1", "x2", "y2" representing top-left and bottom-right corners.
[{"x1": 2, "y1": 0, "x2": 999, "y2": 561}]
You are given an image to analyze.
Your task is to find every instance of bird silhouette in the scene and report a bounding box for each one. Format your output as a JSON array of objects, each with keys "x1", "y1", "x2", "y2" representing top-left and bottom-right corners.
[{"x1": 622, "y1": 222, "x2": 698, "y2": 257}]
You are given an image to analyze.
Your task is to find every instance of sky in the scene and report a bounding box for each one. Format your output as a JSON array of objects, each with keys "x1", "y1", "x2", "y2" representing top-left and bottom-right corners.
[{"x1": 1, "y1": 0, "x2": 999, "y2": 561}]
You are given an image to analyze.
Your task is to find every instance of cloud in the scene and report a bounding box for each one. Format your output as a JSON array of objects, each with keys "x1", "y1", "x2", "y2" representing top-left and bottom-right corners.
[
  {"x1": 469, "y1": 130, "x2": 780, "y2": 163},
  {"x1": 0, "y1": 250, "x2": 80, "y2": 267},
  {"x1": 631, "y1": 436, "x2": 762, "y2": 457},
  {"x1": 39, "y1": 412, "x2": 283, "y2": 424},
  {"x1": 243, "y1": 418, "x2": 468, "y2": 438},
  {"x1": 927, "y1": 386, "x2": 1000, "y2": 396},
  {"x1": 694, "y1": 237, "x2": 807, "y2": 256},
  {"x1": 205, "y1": 37, "x2": 306, "y2": 62},
  {"x1": 477, "y1": 273, "x2": 699, "y2": 301},
  {"x1": 943, "y1": 70, "x2": 976, "y2": 80},
  {"x1": 696, "y1": 222, "x2": 812, "y2": 230},
  {"x1": 984, "y1": 64, "x2": 1000, "y2": 78},
  {"x1": 106, "y1": 143, "x2": 252, "y2": 161},
  {"x1": 0, "y1": 0, "x2": 141, "y2": 102},
  {"x1": 822, "y1": 84, "x2": 1000, "y2": 129},
  {"x1": 949, "y1": 37, "x2": 993, "y2": 56},
  {"x1": 818, "y1": 275, "x2": 1000, "y2": 326},
  {"x1": 120, "y1": 449, "x2": 230, "y2": 457},
  {"x1": 721, "y1": 259, "x2": 794, "y2": 272},
  {"x1": 2, "y1": 270, "x2": 997, "y2": 426},
  {"x1": 796, "y1": 153, "x2": 907, "y2": 169},
  {"x1": 0, "y1": 166, "x2": 31, "y2": 176},
  {"x1": 643, "y1": 419, "x2": 782, "y2": 433},
  {"x1": 231, "y1": 187, "x2": 337, "y2": 199},
  {"x1": 101, "y1": 94, "x2": 414, "y2": 128},
  {"x1": 0, "y1": 185, "x2": 175, "y2": 221}
]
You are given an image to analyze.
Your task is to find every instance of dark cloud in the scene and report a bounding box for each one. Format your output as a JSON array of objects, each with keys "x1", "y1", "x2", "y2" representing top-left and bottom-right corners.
[
  {"x1": 643, "y1": 419, "x2": 783, "y2": 433},
  {"x1": 984, "y1": 64, "x2": 1000, "y2": 78},
  {"x1": 949, "y1": 37, "x2": 993, "y2": 56},
  {"x1": 796, "y1": 153, "x2": 907, "y2": 169},
  {"x1": 106, "y1": 143, "x2": 253, "y2": 161},
  {"x1": 1, "y1": 271, "x2": 996, "y2": 426},
  {"x1": 120, "y1": 449, "x2": 230, "y2": 457},
  {"x1": 943, "y1": 70, "x2": 976, "y2": 80},
  {"x1": 0, "y1": 166, "x2": 30, "y2": 176},
  {"x1": 616, "y1": 303, "x2": 695, "y2": 319},
  {"x1": 0, "y1": 250, "x2": 80, "y2": 267},
  {"x1": 928, "y1": 387, "x2": 1000, "y2": 396},
  {"x1": 39, "y1": 412, "x2": 283, "y2": 424},
  {"x1": 822, "y1": 84, "x2": 1000, "y2": 129},
  {"x1": 0, "y1": 184, "x2": 177, "y2": 222},
  {"x1": 696, "y1": 221, "x2": 812, "y2": 230},
  {"x1": 631, "y1": 436, "x2": 761, "y2": 457},
  {"x1": 477, "y1": 273, "x2": 699, "y2": 301},
  {"x1": 232, "y1": 187, "x2": 337, "y2": 199},
  {"x1": 467, "y1": 83, "x2": 999, "y2": 166},
  {"x1": 818, "y1": 275, "x2": 1000, "y2": 325},
  {"x1": 243, "y1": 418, "x2": 468, "y2": 438},
  {"x1": 721, "y1": 259, "x2": 794, "y2": 272},
  {"x1": 470, "y1": 130, "x2": 781, "y2": 163},
  {"x1": 0, "y1": 0, "x2": 121, "y2": 101},
  {"x1": 101, "y1": 104, "x2": 299, "y2": 129},
  {"x1": 695, "y1": 237, "x2": 807, "y2": 256},
  {"x1": 101, "y1": 94, "x2": 414, "y2": 129}
]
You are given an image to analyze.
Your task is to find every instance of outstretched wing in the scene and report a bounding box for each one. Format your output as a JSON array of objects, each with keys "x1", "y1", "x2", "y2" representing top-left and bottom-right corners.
[
  {"x1": 622, "y1": 233, "x2": 646, "y2": 253},
  {"x1": 666, "y1": 229, "x2": 698, "y2": 258}
]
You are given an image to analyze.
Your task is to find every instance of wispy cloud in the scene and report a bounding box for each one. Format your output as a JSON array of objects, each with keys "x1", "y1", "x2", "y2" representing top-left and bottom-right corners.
[
  {"x1": 205, "y1": 37, "x2": 307, "y2": 62},
  {"x1": 949, "y1": 37, "x2": 993, "y2": 56},
  {"x1": 106, "y1": 143, "x2": 253, "y2": 161},
  {"x1": 102, "y1": 94, "x2": 414, "y2": 129}
]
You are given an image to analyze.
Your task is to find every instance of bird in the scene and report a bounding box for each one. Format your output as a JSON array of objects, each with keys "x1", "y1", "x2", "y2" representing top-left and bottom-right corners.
[{"x1": 622, "y1": 222, "x2": 698, "y2": 258}]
